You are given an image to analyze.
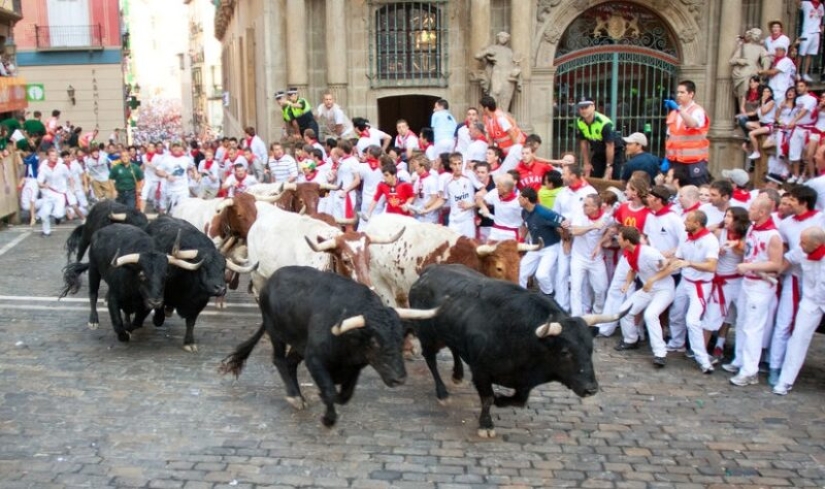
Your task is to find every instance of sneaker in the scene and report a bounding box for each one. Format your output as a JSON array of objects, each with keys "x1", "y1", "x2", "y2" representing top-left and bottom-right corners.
[
  {"x1": 729, "y1": 373, "x2": 759, "y2": 386},
  {"x1": 40, "y1": 232, "x2": 52, "y2": 237},
  {"x1": 685, "y1": 348, "x2": 695, "y2": 359},
  {"x1": 666, "y1": 344, "x2": 686, "y2": 353},
  {"x1": 701, "y1": 364, "x2": 714, "y2": 375},
  {"x1": 614, "y1": 341, "x2": 640, "y2": 351},
  {"x1": 758, "y1": 361, "x2": 770, "y2": 374},
  {"x1": 721, "y1": 363, "x2": 740, "y2": 374},
  {"x1": 803, "y1": 73, "x2": 814, "y2": 82},
  {"x1": 767, "y1": 368, "x2": 781, "y2": 386},
  {"x1": 652, "y1": 356, "x2": 666, "y2": 368},
  {"x1": 788, "y1": 175, "x2": 799, "y2": 184},
  {"x1": 772, "y1": 383, "x2": 791, "y2": 396},
  {"x1": 748, "y1": 151, "x2": 761, "y2": 160}
]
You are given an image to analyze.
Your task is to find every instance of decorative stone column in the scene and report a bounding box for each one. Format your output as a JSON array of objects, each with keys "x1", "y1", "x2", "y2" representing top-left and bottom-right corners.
[
  {"x1": 510, "y1": 0, "x2": 533, "y2": 130},
  {"x1": 761, "y1": 0, "x2": 785, "y2": 31},
  {"x1": 469, "y1": 0, "x2": 491, "y2": 109},
  {"x1": 326, "y1": 0, "x2": 348, "y2": 108},
  {"x1": 286, "y1": 0, "x2": 308, "y2": 88},
  {"x1": 710, "y1": 0, "x2": 742, "y2": 137}
]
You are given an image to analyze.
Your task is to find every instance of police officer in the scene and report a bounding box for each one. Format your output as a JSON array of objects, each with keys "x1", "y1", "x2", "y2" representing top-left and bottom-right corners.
[
  {"x1": 575, "y1": 96, "x2": 623, "y2": 180},
  {"x1": 276, "y1": 87, "x2": 319, "y2": 138}
]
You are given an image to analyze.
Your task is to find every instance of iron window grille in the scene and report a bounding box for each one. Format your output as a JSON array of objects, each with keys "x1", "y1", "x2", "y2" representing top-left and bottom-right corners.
[{"x1": 368, "y1": 0, "x2": 449, "y2": 88}]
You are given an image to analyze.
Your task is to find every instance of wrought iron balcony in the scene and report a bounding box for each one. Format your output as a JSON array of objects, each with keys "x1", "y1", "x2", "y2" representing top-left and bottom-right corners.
[
  {"x1": 34, "y1": 24, "x2": 104, "y2": 50},
  {"x1": 0, "y1": 0, "x2": 23, "y2": 20}
]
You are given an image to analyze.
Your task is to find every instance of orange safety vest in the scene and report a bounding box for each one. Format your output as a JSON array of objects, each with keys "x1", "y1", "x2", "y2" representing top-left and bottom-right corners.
[
  {"x1": 484, "y1": 109, "x2": 526, "y2": 155},
  {"x1": 665, "y1": 103, "x2": 710, "y2": 163}
]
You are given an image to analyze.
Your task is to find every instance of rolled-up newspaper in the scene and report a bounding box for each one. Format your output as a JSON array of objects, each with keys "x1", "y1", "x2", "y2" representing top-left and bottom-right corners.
[{"x1": 755, "y1": 272, "x2": 778, "y2": 285}]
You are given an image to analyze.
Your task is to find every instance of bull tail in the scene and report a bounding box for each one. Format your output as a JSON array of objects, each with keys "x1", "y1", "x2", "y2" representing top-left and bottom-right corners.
[
  {"x1": 64, "y1": 224, "x2": 84, "y2": 261},
  {"x1": 218, "y1": 323, "x2": 266, "y2": 378},
  {"x1": 59, "y1": 262, "x2": 90, "y2": 299}
]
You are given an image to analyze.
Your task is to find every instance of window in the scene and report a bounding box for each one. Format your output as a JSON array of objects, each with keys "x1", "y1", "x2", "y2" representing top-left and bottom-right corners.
[{"x1": 371, "y1": 1, "x2": 447, "y2": 87}]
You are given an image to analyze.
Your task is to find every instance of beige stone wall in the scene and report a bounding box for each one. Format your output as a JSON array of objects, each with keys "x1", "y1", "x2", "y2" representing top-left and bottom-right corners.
[{"x1": 18, "y1": 64, "x2": 126, "y2": 135}]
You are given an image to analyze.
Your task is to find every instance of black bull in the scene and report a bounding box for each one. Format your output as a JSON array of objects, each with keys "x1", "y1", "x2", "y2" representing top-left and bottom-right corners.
[
  {"x1": 65, "y1": 200, "x2": 149, "y2": 263},
  {"x1": 408, "y1": 264, "x2": 629, "y2": 437},
  {"x1": 219, "y1": 266, "x2": 437, "y2": 428}
]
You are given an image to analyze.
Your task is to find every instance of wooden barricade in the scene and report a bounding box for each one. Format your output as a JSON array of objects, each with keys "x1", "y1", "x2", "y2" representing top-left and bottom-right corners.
[{"x1": 0, "y1": 150, "x2": 20, "y2": 224}]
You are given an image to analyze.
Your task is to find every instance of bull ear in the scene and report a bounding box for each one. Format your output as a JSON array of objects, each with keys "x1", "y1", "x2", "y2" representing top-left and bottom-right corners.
[
  {"x1": 580, "y1": 305, "x2": 632, "y2": 326},
  {"x1": 304, "y1": 235, "x2": 338, "y2": 252},
  {"x1": 535, "y1": 322, "x2": 563, "y2": 338},
  {"x1": 331, "y1": 315, "x2": 366, "y2": 335}
]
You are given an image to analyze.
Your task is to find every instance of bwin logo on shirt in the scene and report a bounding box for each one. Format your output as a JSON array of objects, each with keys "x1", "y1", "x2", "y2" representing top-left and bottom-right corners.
[{"x1": 453, "y1": 193, "x2": 469, "y2": 202}]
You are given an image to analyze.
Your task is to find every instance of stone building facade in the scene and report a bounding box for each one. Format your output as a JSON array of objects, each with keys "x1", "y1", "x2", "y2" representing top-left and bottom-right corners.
[{"x1": 215, "y1": 0, "x2": 797, "y2": 176}]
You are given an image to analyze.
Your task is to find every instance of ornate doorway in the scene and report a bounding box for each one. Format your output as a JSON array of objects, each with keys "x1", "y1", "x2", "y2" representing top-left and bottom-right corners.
[{"x1": 553, "y1": 2, "x2": 680, "y2": 159}]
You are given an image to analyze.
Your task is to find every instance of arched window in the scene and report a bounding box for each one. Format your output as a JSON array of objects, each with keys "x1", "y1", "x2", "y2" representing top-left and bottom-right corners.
[{"x1": 370, "y1": 1, "x2": 447, "y2": 87}]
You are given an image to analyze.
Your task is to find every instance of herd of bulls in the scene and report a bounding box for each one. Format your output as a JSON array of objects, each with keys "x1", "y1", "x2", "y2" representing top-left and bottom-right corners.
[{"x1": 58, "y1": 182, "x2": 628, "y2": 437}]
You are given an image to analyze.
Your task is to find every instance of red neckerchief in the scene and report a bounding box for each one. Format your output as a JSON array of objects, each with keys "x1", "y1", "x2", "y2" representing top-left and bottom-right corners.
[
  {"x1": 682, "y1": 202, "x2": 700, "y2": 215},
  {"x1": 812, "y1": 0, "x2": 822, "y2": 9},
  {"x1": 732, "y1": 188, "x2": 751, "y2": 202},
  {"x1": 808, "y1": 244, "x2": 825, "y2": 261},
  {"x1": 420, "y1": 141, "x2": 432, "y2": 152},
  {"x1": 191, "y1": 149, "x2": 200, "y2": 159},
  {"x1": 652, "y1": 204, "x2": 672, "y2": 216},
  {"x1": 569, "y1": 179, "x2": 588, "y2": 192},
  {"x1": 204, "y1": 159, "x2": 214, "y2": 170},
  {"x1": 624, "y1": 244, "x2": 642, "y2": 272},
  {"x1": 359, "y1": 129, "x2": 370, "y2": 138},
  {"x1": 752, "y1": 217, "x2": 777, "y2": 231},
  {"x1": 418, "y1": 171, "x2": 431, "y2": 182},
  {"x1": 746, "y1": 89, "x2": 759, "y2": 103},
  {"x1": 499, "y1": 191, "x2": 517, "y2": 202},
  {"x1": 245, "y1": 136, "x2": 253, "y2": 148},
  {"x1": 396, "y1": 132, "x2": 409, "y2": 146},
  {"x1": 588, "y1": 209, "x2": 604, "y2": 221},
  {"x1": 687, "y1": 228, "x2": 711, "y2": 241},
  {"x1": 472, "y1": 134, "x2": 488, "y2": 142},
  {"x1": 304, "y1": 170, "x2": 318, "y2": 181},
  {"x1": 145, "y1": 152, "x2": 156, "y2": 162},
  {"x1": 772, "y1": 54, "x2": 785, "y2": 68},
  {"x1": 47, "y1": 161, "x2": 57, "y2": 169},
  {"x1": 365, "y1": 157, "x2": 380, "y2": 171},
  {"x1": 793, "y1": 209, "x2": 818, "y2": 221}
]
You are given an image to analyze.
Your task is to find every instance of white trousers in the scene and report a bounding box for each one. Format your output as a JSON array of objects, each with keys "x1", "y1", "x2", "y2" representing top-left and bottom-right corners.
[
  {"x1": 769, "y1": 274, "x2": 800, "y2": 369},
  {"x1": 499, "y1": 144, "x2": 523, "y2": 173},
  {"x1": 570, "y1": 255, "x2": 608, "y2": 316},
  {"x1": 731, "y1": 280, "x2": 777, "y2": 377},
  {"x1": 669, "y1": 279, "x2": 714, "y2": 368},
  {"x1": 788, "y1": 127, "x2": 810, "y2": 162},
  {"x1": 38, "y1": 191, "x2": 67, "y2": 234},
  {"x1": 554, "y1": 248, "x2": 571, "y2": 311},
  {"x1": 703, "y1": 276, "x2": 742, "y2": 332},
  {"x1": 620, "y1": 286, "x2": 675, "y2": 357},
  {"x1": 519, "y1": 244, "x2": 559, "y2": 295},
  {"x1": 777, "y1": 298, "x2": 824, "y2": 387},
  {"x1": 447, "y1": 217, "x2": 476, "y2": 239},
  {"x1": 600, "y1": 257, "x2": 634, "y2": 336}
]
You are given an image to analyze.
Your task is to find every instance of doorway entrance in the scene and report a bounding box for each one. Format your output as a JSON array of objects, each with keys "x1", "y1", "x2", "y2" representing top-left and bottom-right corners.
[{"x1": 377, "y1": 95, "x2": 440, "y2": 140}]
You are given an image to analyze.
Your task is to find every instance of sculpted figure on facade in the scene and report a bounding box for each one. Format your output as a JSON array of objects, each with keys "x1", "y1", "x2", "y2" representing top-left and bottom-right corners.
[
  {"x1": 473, "y1": 31, "x2": 522, "y2": 113},
  {"x1": 729, "y1": 28, "x2": 769, "y2": 98}
]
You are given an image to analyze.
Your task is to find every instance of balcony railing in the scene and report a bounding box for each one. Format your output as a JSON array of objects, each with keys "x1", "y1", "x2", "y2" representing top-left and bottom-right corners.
[{"x1": 34, "y1": 24, "x2": 104, "y2": 50}]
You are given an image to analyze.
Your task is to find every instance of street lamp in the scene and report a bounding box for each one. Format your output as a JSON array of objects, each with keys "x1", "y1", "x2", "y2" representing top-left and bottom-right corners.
[
  {"x1": 67, "y1": 85, "x2": 76, "y2": 105},
  {"x1": 133, "y1": 83, "x2": 141, "y2": 95}
]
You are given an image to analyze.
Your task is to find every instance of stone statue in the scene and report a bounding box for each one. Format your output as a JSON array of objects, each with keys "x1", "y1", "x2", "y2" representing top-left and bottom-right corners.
[
  {"x1": 729, "y1": 28, "x2": 770, "y2": 98},
  {"x1": 473, "y1": 32, "x2": 523, "y2": 113}
]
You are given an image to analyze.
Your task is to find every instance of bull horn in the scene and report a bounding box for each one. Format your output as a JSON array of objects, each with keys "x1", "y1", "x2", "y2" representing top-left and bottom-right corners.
[
  {"x1": 335, "y1": 216, "x2": 357, "y2": 225},
  {"x1": 393, "y1": 307, "x2": 439, "y2": 320},
  {"x1": 109, "y1": 212, "x2": 127, "y2": 222},
  {"x1": 368, "y1": 226, "x2": 405, "y2": 245},
  {"x1": 167, "y1": 255, "x2": 203, "y2": 271},
  {"x1": 226, "y1": 259, "x2": 258, "y2": 274},
  {"x1": 331, "y1": 315, "x2": 366, "y2": 336},
  {"x1": 171, "y1": 229, "x2": 183, "y2": 256},
  {"x1": 254, "y1": 193, "x2": 281, "y2": 203},
  {"x1": 535, "y1": 322, "x2": 563, "y2": 338},
  {"x1": 298, "y1": 204, "x2": 307, "y2": 214},
  {"x1": 475, "y1": 242, "x2": 499, "y2": 256},
  {"x1": 304, "y1": 235, "x2": 338, "y2": 252},
  {"x1": 319, "y1": 182, "x2": 340, "y2": 191},
  {"x1": 215, "y1": 198, "x2": 234, "y2": 213},
  {"x1": 283, "y1": 182, "x2": 298, "y2": 191},
  {"x1": 174, "y1": 248, "x2": 199, "y2": 260},
  {"x1": 219, "y1": 235, "x2": 237, "y2": 254},
  {"x1": 112, "y1": 252, "x2": 141, "y2": 267},
  {"x1": 581, "y1": 305, "x2": 632, "y2": 326},
  {"x1": 518, "y1": 237, "x2": 544, "y2": 252}
]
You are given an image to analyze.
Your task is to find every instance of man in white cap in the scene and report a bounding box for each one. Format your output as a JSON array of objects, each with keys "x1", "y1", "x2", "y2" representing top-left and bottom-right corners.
[
  {"x1": 721, "y1": 168, "x2": 755, "y2": 209},
  {"x1": 620, "y1": 132, "x2": 659, "y2": 183}
]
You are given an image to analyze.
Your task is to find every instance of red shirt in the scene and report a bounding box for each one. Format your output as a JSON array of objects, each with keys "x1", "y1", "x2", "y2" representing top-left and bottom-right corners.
[
  {"x1": 374, "y1": 181, "x2": 415, "y2": 215},
  {"x1": 515, "y1": 160, "x2": 553, "y2": 191},
  {"x1": 613, "y1": 202, "x2": 650, "y2": 231}
]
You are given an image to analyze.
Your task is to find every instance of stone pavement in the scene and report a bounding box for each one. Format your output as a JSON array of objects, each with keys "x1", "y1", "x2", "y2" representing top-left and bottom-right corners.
[{"x1": 0, "y1": 222, "x2": 824, "y2": 489}]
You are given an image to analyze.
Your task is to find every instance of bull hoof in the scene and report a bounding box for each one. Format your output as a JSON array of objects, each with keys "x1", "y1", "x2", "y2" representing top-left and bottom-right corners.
[
  {"x1": 183, "y1": 344, "x2": 199, "y2": 353},
  {"x1": 437, "y1": 397, "x2": 451, "y2": 407},
  {"x1": 321, "y1": 415, "x2": 337, "y2": 427},
  {"x1": 285, "y1": 396, "x2": 306, "y2": 410},
  {"x1": 87, "y1": 322, "x2": 99, "y2": 330},
  {"x1": 164, "y1": 306, "x2": 174, "y2": 318},
  {"x1": 477, "y1": 428, "x2": 496, "y2": 438},
  {"x1": 451, "y1": 376, "x2": 464, "y2": 386},
  {"x1": 117, "y1": 331, "x2": 131, "y2": 342}
]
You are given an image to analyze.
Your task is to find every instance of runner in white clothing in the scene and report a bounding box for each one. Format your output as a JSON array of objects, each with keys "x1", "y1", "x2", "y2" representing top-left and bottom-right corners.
[
  {"x1": 222, "y1": 164, "x2": 259, "y2": 197},
  {"x1": 477, "y1": 173, "x2": 523, "y2": 242},
  {"x1": 36, "y1": 149, "x2": 72, "y2": 236},
  {"x1": 434, "y1": 153, "x2": 477, "y2": 238},
  {"x1": 394, "y1": 119, "x2": 420, "y2": 162},
  {"x1": 410, "y1": 155, "x2": 442, "y2": 224},
  {"x1": 329, "y1": 143, "x2": 361, "y2": 223},
  {"x1": 569, "y1": 194, "x2": 610, "y2": 316},
  {"x1": 156, "y1": 142, "x2": 194, "y2": 212},
  {"x1": 357, "y1": 146, "x2": 387, "y2": 230}
]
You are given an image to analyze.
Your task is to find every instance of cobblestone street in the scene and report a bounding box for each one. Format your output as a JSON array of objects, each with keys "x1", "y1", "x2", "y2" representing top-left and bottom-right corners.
[{"x1": 1, "y1": 224, "x2": 824, "y2": 488}]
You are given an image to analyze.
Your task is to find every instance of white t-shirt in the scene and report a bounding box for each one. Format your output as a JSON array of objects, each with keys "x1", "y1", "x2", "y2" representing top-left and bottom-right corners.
[
  {"x1": 160, "y1": 154, "x2": 194, "y2": 197},
  {"x1": 440, "y1": 175, "x2": 475, "y2": 223},
  {"x1": 716, "y1": 228, "x2": 744, "y2": 276},
  {"x1": 316, "y1": 103, "x2": 353, "y2": 137},
  {"x1": 198, "y1": 160, "x2": 221, "y2": 191},
  {"x1": 224, "y1": 174, "x2": 259, "y2": 197},
  {"x1": 571, "y1": 212, "x2": 610, "y2": 260},
  {"x1": 805, "y1": 174, "x2": 825, "y2": 211},
  {"x1": 553, "y1": 183, "x2": 597, "y2": 221},
  {"x1": 795, "y1": 93, "x2": 819, "y2": 126},
  {"x1": 68, "y1": 160, "x2": 85, "y2": 193},
  {"x1": 356, "y1": 128, "x2": 390, "y2": 156},
  {"x1": 413, "y1": 171, "x2": 442, "y2": 223},
  {"x1": 358, "y1": 163, "x2": 385, "y2": 212},
  {"x1": 765, "y1": 34, "x2": 791, "y2": 56},
  {"x1": 643, "y1": 208, "x2": 685, "y2": 254},
  {"x1": 699, "y1": 203, "x2": 726, "y2": 229},
  {"x1": 483, "y1": 188, "x2": 522, "y2": 229},
  {"x1": 769, "y1": 57, "x2": 796, "y2": 103},
  {"x1": 634, "y1": 245, "x2": 673, "y2": 292},
  {"x1": 463, "y1": 139, "x2": 488, "y2": 165},
  {"x1": 779, "y1": 210, "x2": 825, "y2": 276},
  {"x1": 801, "y1": 1, "x2": 825, "y2": 34},
  {"x1": 38, "y1": 162, "x2": 71, "y2": 195},
  {"x1": 85, "y1": 154, "x2": 110, "y2": 182},
  {"x1": 676, "y1": 232, "x2": 720, "y2": 282},
  {"x1": 395, "y1": 132, "x2": 420, "y2": 156}
]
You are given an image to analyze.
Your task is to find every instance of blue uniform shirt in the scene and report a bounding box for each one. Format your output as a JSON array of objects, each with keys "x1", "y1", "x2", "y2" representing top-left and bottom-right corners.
[{"x1": 522, "y1": 204, "x2": 565, "y2": 247}]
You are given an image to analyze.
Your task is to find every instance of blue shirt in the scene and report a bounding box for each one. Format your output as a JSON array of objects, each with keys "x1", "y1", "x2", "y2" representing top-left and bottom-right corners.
[
  {"x1": 621, "y1": 152, "x2": 660, "y2": 182},
  {"x1": 23, "y1": 153, "x2": 39, "y2": 178},
  {"x1": 522, "y1": 204, "x2": 565, "y2": 247},
  {"x1": 431, "y1": 110, "x2": 457, "y2": 143}
]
